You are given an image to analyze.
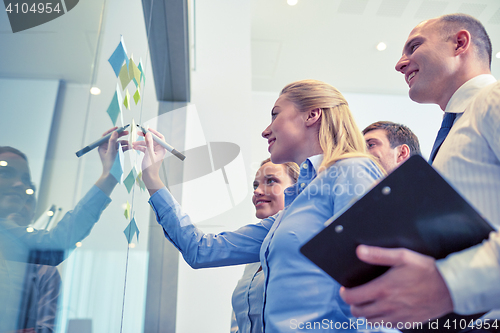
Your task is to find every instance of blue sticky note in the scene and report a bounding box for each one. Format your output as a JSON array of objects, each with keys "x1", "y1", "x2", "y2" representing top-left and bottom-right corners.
[
  {"x1": 136, "y1": 172, "x2": 146, "y2": 191},
  {"x1": 124, "y1": 217, "x2": 140, "y2": 243},
  {"x1": 138, "y1": 60, "x2": 145, "y2": 84},
  {"x1": 106, "y1": 91, "x2": 121, "y2": 126},
  {"x1": 108, "y1": 37, "x2": 128, "y2": 77},
  {"x1": 110, "y1": 143, "x2": 124, "y2": 183},
  {"x1": 123, "y1": 168, "x2": 137, "y2": 193}
]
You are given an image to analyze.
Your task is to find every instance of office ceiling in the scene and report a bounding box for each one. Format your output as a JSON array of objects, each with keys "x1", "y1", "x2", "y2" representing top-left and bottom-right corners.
[
  {"x1": 0, "y1": 0, "x2": 499, "y2": 97},
  {"x1": 251, "y1": 0, "x2": 500, "y2": 94}
]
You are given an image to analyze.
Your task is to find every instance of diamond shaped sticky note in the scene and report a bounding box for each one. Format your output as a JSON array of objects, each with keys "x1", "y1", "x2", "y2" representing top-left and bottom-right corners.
[
  {"x1": 129, "y1": 57, "x2": 142, "y2": 88},
  {"x1": 124, "y1": 201, "x2": 131, "y2": 220},
  {"x1": 123, "y1": 167, "x2": 138, "y2": 193},
  {"x1": 138, "y1": 59, "x2": 145, "y2": 85},
  {"x1": 124, "y1": 217, "x2": 140, "y2": 243},
  {"x1": 136, "y1": 172, "x2": 146, "y2": 191},
  {"x1": 133, "y1": 88, "x2": 140, "y2": 105},
  {"x1": 106, "y1": 91, "x2": 120, "y2": 126},
  {"x1": 123, "y1": 171, "x2": 135, "y2": 193},
  {"x1": 123, "y1": 89, "x2": 130, "y2": 110},
  {"x1": 108, "y1": 36, "x2": 128, "y2": 77},
  {"x1": 110, "y1": 143, "x2": 124, "y2": 183},
  {"x1": 119, "y1": 63, "x2": 132, "y2": 90}
]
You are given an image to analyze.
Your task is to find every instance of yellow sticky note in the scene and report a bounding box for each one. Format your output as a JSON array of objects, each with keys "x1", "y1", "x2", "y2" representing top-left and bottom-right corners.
[
  {"x1": 119, "y1": 63, "x2": 131, "y2": 89},
  {"x1": 129, "y1": 57, "x2": 142, "y2": 88}
]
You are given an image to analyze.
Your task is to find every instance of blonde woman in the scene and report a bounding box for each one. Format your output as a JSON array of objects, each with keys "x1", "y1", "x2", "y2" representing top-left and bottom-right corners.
[
  {"x1": 231, "y1": 158, "x2": 299, "y2": 333},
  {"x1": 135, "y1": 79, "x2": 383, "y2": 332}
]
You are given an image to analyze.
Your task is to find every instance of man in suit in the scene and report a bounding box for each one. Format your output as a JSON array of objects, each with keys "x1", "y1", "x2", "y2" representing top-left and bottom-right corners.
[{"x1": 341, "y1": 13, "x2": 500, "y2": 327}]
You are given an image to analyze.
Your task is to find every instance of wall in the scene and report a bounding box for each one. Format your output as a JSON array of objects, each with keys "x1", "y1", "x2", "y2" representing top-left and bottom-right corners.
[{"x1": 174, "y1": 1, "x2": 256, "y2": 333}]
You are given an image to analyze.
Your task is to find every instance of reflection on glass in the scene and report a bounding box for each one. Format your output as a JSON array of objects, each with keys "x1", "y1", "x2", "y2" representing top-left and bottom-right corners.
[{"x1": 0, "y1": 138, "x2": 124, "y2": 331}]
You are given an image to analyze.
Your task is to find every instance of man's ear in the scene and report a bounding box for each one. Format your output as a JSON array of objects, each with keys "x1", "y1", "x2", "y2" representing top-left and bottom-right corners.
[
  {"x1": 454, "y1": 30, "x2": 471, "y2": 56},
  {"x1": 305, "y1": 108, "x2": 322, "y2": 127},
  {"x1": 397, "y1": 144, "x2": 411, "y2": 164}
]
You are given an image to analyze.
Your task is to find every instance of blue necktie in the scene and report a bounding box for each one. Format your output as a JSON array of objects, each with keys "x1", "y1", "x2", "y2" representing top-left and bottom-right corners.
[{"x1": 429, "y1": 112, "x2": 457, "y2": 164}]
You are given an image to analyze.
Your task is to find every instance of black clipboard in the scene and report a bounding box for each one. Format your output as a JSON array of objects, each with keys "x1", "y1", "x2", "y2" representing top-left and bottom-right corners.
[{"x1": 300, "y1": 155, "x2": 494, "y2": 332}]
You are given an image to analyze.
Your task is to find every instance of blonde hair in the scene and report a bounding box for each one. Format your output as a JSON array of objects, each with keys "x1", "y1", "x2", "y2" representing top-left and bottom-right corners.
[
  {"x1": 280, "y1": 79, "x2": 376, "y2": 172},
  {"x1": 260, "y1": 158, "x2": 300, "y2": 184}
]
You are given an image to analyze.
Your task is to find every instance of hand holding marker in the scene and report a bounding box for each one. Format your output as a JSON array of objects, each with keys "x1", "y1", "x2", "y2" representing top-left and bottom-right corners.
[
  {"x1": 76, "y1": 124, "x2": 130, "y2": 157},
  {"x1": 137, "y1": 125, "x2": 186, "y2": 161}
]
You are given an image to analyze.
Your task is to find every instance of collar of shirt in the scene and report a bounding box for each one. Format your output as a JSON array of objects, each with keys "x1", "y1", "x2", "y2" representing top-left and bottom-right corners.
[
  {"x1": 284, "y1": 154, "x2": 323, "y2": 207},
  {"x1": 444, "y1": 74, "x2": 497, "y2": 115}
]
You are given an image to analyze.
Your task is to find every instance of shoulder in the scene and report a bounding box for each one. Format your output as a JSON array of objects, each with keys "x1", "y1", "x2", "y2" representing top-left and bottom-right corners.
[
  {"x1": 324, "y1": 157, "x2": 383, "y2": 180},
  {"x1": 470, "y1": 81, "x2": 500, "y2": 126},
  {"x1": 473, "y1": 80, "x2": 500, "y2": 112}
]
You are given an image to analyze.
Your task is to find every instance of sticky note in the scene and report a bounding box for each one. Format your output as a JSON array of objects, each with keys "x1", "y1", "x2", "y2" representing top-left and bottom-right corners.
[
  {"x1": 136, "y1": 172, "x2": 146, "y2": 191},
  {"x1": 119, "y1": 63, "x2": 132, "y2": 90},
  {"x1": 123, "y1": 89, "x2": 130, "y2": 110},
  {"x1": 110, "y1": 143, "x2": 124, "y2": 183},
  {"x1": 118, "y1": 85, "x2": 125, "y2": 126},
  {"x1": 123, "y1": 217, "x2": 140, "y2": 243},
  {"x1": 124, "y1": 201, "x2": 131, "y2": 220},
  {"x1": 129, "y1": 57, "x2": 142, "y2": 88},
  {"x1": 133, "y1": 88, "x2": 140, "y2": 105},
  {"x1": 106, "y1": 91, "x2": 120, "y2": 126},
  {"x1": 129, "y1": 118, "x2": 137, "y2": 144},
  {"x1": 138, "y1": 59, "x2": 145, "y2": 84},
  {"x1": 108, "y1": 36, "x2": 128, "y2": 77},
  {"x1": 123, "y1": 167, "x2": 138, "y2": 193}
]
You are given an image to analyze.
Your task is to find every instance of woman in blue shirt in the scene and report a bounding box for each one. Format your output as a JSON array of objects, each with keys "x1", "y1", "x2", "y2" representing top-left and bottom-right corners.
[
  {"x1": 134, "y1": 79, "x2": 384, "y2": 332},
  {"x1": 231, "y1": 158, "x2": 299, "y2": 333}
]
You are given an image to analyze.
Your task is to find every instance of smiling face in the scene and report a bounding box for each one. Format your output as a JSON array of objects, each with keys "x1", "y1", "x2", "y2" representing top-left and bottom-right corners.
[
  {"x1": 395, "y1": 19, "x2": 460, "y2": 109},
  {"x1": 252, "y1": 162, "x2": 294, "y2": 219},
  {"x1": 0, "y1": 152, "x2": 33, "y2": 218},
  {"x1": 261, "y1": 94, "x2": 308, "y2": 165}
]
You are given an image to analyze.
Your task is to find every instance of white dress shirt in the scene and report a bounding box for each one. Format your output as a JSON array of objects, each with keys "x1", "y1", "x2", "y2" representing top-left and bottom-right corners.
[{"x1": 434, "y1": 74, "x2": 500, "y2": 314}]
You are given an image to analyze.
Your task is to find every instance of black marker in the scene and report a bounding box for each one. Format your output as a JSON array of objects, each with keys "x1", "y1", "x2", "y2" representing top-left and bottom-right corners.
[{"x1": 76, "y1": 124, "x2": 130, "y2": 158}]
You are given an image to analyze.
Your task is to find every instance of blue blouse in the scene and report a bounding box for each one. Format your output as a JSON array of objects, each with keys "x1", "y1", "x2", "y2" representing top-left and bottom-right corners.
[{"x1": 149, "y1": 157, "x2": 383, "y2": 332}]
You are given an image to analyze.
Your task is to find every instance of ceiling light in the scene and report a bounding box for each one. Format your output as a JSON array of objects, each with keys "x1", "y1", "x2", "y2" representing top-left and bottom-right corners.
[
  {"x1": 129, "y1": 243, "x2": 136, "y2": 248},
  {"x1": 376, "y1": 42, "x2": 387, "y2": 51},
  {"x1": 26, "y1": 227, "x2": 34, "y2": 233},
  {"x1": 0, "y1": 161, "x2": 7, "y2": 167},
  {"x1": 287, "y1": 0, "x2": 298, "y2": 6},
  {"x1": 76, "y1": 242, "x2": 82, "y2": 247},
  {"x1": 496, "y1": 52, "x2": 500, "y2": 59},
  {"x1": 47, "y1": 211, "x2": 54, "y2": 217},
  {"x1": 26, "y1": 188, "x2": 34, "y2": 195},
  {"x1": 90, "y1": 87, "x2": 101, "y2": 95}
]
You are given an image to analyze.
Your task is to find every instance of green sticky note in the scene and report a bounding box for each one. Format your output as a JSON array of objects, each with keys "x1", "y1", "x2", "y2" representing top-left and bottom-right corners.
[
  {"x1": 124, "y1": 201, "x2": 131, "y2": 220},
  {"x1": 133, "y1": 88, "x2": 140, "y2": 105},
  {"x1": 119, "y1": 63, "x2": 131, "y2": 89},
  {"x1": 123, "y1": 89, "x2": 130, "y2": 110}
]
